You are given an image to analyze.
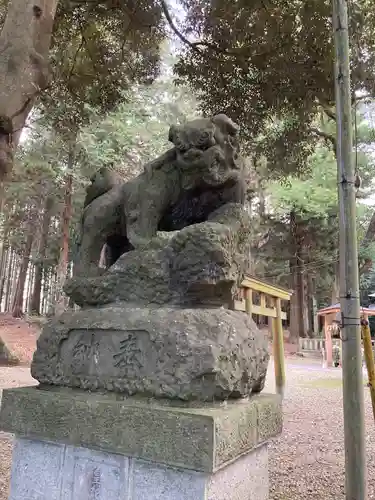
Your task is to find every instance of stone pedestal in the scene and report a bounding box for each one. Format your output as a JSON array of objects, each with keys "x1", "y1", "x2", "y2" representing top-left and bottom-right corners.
[{"x1": 0, "y1": 386, "x2": 282, "y2": 500}]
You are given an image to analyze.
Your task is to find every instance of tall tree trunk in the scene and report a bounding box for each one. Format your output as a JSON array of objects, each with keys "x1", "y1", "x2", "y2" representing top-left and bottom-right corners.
[
  {"x1": 26, "y1": 263, "x2": 35, "y2": 314},
  {"x1": 4, "y1": 248, "x2": 14, "y2": 311},
  {"x1": 0, "y1": 199, "x2": 7, "y2": 262},
  {"x1": 0, "y1": 0, "x2": 58, "y2": 184},
  {"x1": 331, "y1": 258, "x2": 339, "y2": 304},
  {"x1": 290, "y1": 267, "x2": 304, "y2": 342},
  {"x1": 364, "y1": 210, "x2": 375, "y2": 248},
  {"x1": 30, "y1": 196, "x2": 53, "y2": 314},
  {"x1": 0, "y1": 244, "x2": 9, "y2": 309},
  {"x1": 54, "y1": 142, "x2": 75, "y2": 315},
  {"x1": 49, "y1": 270, "x2": 57, "y2": 315},
  {"x1": 300, "y1": 242, "x2": 309, "y2": 336},
  {"x1": 289, "y1": 211, "x2": 300, "y2": 343},
  {"x1": 12, "y1": 232, "x2": 34, "y2": 317},
  {"x1": 307, "y1": 274, "x2": 319, "y2": 336},
  {"x1": 0, "y1": 223, "x2": 10, "y2": 300},
  {"x1": 41, "y1": 266, "x2": 49, "y2": 315},
  {"x1": 10, "y1": 252, "x2": 19, "y2": 307},
  {"x1": 289, "y1": 210, "x2": 308, "y2": 342},
  {"x1": 258, "y1": 186, "x2": 266, "y2": 219}
]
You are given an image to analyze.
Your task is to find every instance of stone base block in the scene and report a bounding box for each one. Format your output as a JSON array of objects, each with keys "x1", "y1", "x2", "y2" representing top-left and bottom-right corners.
[
  {"x1": 31, "y1": 304, "x2": 269, "y2": 401},
  {"x1": 0, "y1": 387, "x2": 282, "y2": 499},
  {"x1": 9, "y1": 437, "x2": 269, "y2": 500}
]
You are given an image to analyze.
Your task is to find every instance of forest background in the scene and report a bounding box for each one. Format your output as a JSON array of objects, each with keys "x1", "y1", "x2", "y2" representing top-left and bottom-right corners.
[{"x1": 1, "y1": 0, "x2": 375, "y2": 342}]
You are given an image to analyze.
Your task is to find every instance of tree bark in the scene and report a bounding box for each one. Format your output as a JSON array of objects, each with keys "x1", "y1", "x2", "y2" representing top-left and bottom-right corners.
[
  {"x1": 54, "y1": 142, "x2": 75, "y2": 315},
  {"x1": 0, "y1": 243, "x2": 9, "y2": 308},
  {"x1": 307, "y1": 274, "x2": 319, "y2": 336},
  {"x1": 12, "y1": 232, "x2": 34, "y2": 317},
  {"x1": 26, "y1": 262, "x2": 35, "y2": 314},
  {"x1": 6, "y1": 248, "x2": 18, "y2": 312},
  {"x1": 4, "y1": 248, "x2": 14, "y2": 311},
  {"x1": 289, "y1": 210, "x2": 308, "y2": 342},
  {"x1": 30, "y1": 196, "x2": 53, "y2": 314},
  {"x1": 289, "y1": 211, "x2": 300, "y2": 343},
  {"x1": 0, "y1": 0, "x2": 58, "y2": 183},
  {"x1": 300, "y1": 235, "x2": 310, "y2": 336},
  {"x1": 41, "y1": 266, "x2": 49, "y2": 315},
  {"x1": 331, "y1": 258, "x2": 339, "y2": 304},
  {"x1": 364, "y1": 210, "x2": 375, "y2": 246}
]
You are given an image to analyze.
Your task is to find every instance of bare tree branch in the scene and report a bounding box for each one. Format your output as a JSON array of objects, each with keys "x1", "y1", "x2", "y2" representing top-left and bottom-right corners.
[
  {"x1": 316, "y1": 99, "x2": 337, "y2": 121},
  {"x1": 363, "y1": 211, "x2": 375, "y2": 245},
  {"x1": 310, "y1": 126, "x2": 337, "y2": 153},
  {"x1": 322, "y1": 107, "x2": 336, "y2": 121},
  {"x1": 352, "y1": 93, "x2": 372, "y2": 107},
  {"x1": 160, "y1": 0, "x2": 239, "y2": 56},
  {"x1": 64, "y1": 37, "x2": 85, "y2": 90},
  {"x1": 160, "y1": 0, "x2": 202, "y2": 54},
  {"x1": 159, "y1": 0, "x2": 284, "y2": 59}
]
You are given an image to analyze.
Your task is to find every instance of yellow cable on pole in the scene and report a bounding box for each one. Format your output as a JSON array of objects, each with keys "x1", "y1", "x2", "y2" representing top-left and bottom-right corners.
[{"x1": 361, "y1": 318, "x2": 375, "y2": 422}]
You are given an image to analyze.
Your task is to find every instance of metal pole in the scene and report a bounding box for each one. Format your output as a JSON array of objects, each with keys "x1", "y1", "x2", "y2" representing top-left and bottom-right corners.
[{"x1": 332, "y1": 0, "x2": 367, "y2": 498}]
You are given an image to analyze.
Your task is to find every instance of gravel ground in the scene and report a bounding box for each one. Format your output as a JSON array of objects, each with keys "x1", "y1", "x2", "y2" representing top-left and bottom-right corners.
[
  {"x1": 0, "y1": 360, "x2": 375, "y2": 499},
  {"x1": 266, "y1": 358, "x2": 375, "y2": 499}
]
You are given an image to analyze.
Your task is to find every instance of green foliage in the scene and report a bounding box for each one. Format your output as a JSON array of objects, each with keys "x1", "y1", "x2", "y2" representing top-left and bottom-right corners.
[
  {"x1": 174, "y1": 0, "x2": 375, "y2": 177},
  {"x1": 36, "y1": 0, "x2": 166, "y2": 134},
  {"x1": 1, "y1": 71, "x2": 198, "y2": 272},
  {"x1": 79, "y1": 77, "x2": 198, "y2": 179},
  {"x1": 253, "y1": 109, "x2": 375, "y2": 306},
  {"x1": 2, "y1": 128, "x2": 67, "y2": 264},
  {"x1": 267, "y1": 147, "x2": 338, "y2": 219}
]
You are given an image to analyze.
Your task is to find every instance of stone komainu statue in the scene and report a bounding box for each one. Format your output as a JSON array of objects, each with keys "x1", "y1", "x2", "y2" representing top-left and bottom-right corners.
[
  {"x1": 73, "y1": 114, "x2": 245, "y2": 278},
  {"x1": 32, "y1": 113, "x2": 269, "y2": 402}
]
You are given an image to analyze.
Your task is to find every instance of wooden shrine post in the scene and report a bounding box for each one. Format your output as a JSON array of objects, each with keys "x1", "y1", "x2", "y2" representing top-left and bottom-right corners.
[
  {"x1": 324, "y1": 315, "x2": 333, "y2": 367},
  {"x1": 235, "y1": 276, "x2": 293, "y2": 398}
]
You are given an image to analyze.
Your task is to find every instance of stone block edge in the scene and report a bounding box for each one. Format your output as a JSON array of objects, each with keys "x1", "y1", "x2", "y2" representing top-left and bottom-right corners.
[{"x1": 0, "y1": 387, "x2": 282, "y2": 473}]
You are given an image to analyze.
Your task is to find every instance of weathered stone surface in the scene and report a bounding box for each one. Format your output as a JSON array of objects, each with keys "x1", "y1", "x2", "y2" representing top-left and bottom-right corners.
[
  {"x1": 255, "y1": 393, "x2": 284, "y2": 443},
  {"x1": 207, "y1": 444, "x2": 269, "y2": 500},
  {"x1": 31, "y1": 114, "x2": 270, "y2": 403},
  {"x1": 71, "y1": 114, "x2": 245, "y2": 281},
  {"x1": 64, "y1": 247, "x2": 175, "y2": 307},
  {"x1": 66, "y1": 132, "x2": 249, "y2": 305},
  {"x1": 10, "y1": 439, "x2": 67, "y2": 500},
  {"x1": 0, "y1": 386, "x2": 282, "y2": 472},
  {"x1": 0, "y1": 336, "x2": 19, "y2": 365},
  {"x1": 169, "y1": 203, "x2": 251, "y2": 305},
  {"x1": 7, "y1": 438, "x2": 269, "y2": 500},
  {"x1": 65, "y1": 203, "x2": 251, "y2": 308},
  {"x1": 31, "y1": 304, "x2": 269, "y2": 401}
]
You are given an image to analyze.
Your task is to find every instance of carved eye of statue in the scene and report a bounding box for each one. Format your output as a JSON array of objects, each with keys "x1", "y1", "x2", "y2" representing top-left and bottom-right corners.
[
  {"x1": 199, "y1": 131, "x2": 209, "y2": 143},
  {"x1": 194, "y1": 130, "x2": 216, "y2": 150}
]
